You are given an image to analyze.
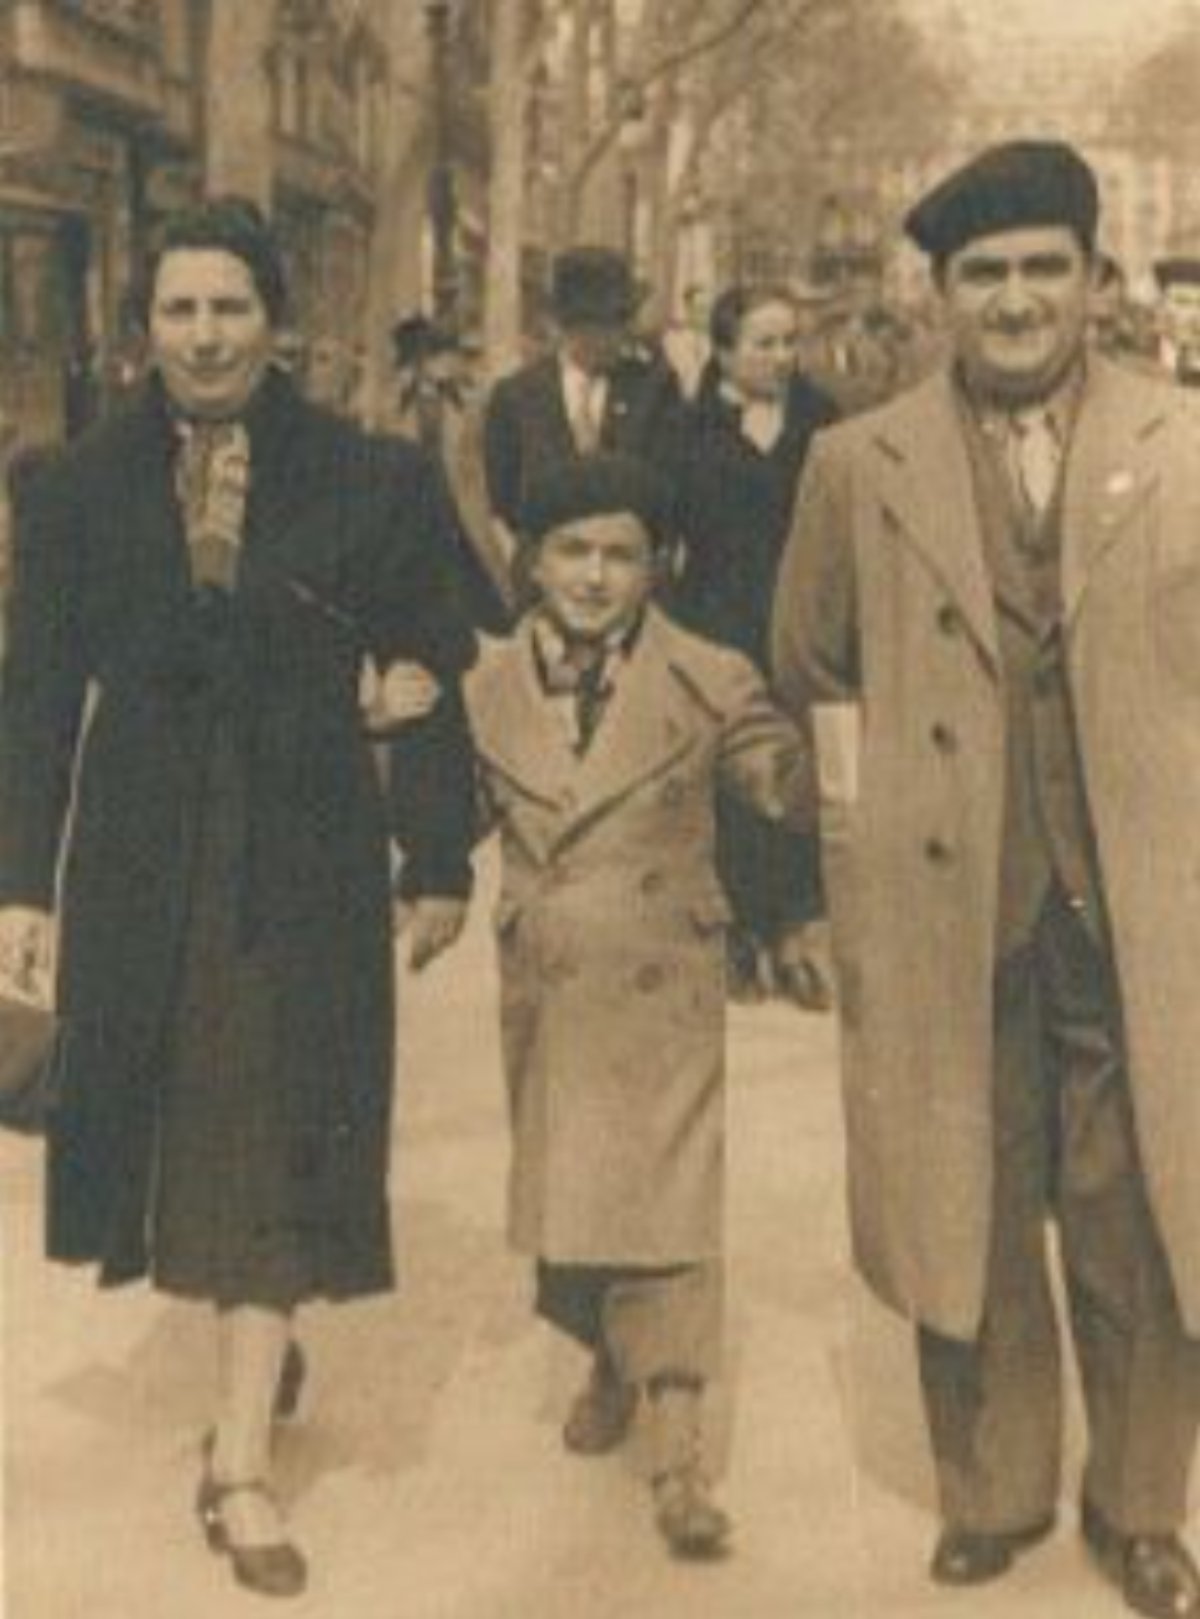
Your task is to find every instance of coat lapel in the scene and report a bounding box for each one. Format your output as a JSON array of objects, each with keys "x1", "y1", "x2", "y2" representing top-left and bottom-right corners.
[
  {"x1": 1061, "y1": 356, "x2": 1168, "y2": 628},
  {"x1": 467, "y1": 620, "x2": 581, "y2": 808},
  {"x1": 868, "y1": 373, "x2": 999, "y2": 668},
  {"x1": 117, "y1": 386, "x2": 191, "y2": 595}
]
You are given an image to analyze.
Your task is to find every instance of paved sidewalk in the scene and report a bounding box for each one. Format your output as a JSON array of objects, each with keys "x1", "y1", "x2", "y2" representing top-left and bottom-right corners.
[{"x1": 0, "y1": 865, "x2": 1169, "y2": 1618}]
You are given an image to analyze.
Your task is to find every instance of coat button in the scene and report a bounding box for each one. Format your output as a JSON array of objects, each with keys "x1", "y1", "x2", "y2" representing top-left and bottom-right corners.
[
  {"x1": 936, "y1": 604, "x2": 960, "y2": 635},
  {"x1": 635, "y1": 963, "x2": 664, "y2": 993},
  {"x1": 924, "y1": 836, "x2": 953, "y2": 866},
  {"x1": 640, "y1": 869, "x2": 665, "y2": 896},
  {"x1": 930, "y1": 721, "x2": 958, "y2": 754}
]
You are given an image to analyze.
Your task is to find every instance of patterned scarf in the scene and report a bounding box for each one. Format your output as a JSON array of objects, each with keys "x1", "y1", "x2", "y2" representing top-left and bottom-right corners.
[
  {"x1": 532, "y1": 611, "x2": 636, "y2": 755},
  {"x1": 173, "y1": 419, "x2": 251, "y2": 592}
]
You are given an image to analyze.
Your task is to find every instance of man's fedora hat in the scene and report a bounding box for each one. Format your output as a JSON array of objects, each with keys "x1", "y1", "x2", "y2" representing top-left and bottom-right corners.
[
  {"x1": 1153, "y1": 256, "x2": 1200, "y2": 291},
  {"x1": 904, "y1": 139, "x2": 1100, "y2": 263},
  {"x1": 550, "y1": 245, "x2": 641, "y2": 327}
]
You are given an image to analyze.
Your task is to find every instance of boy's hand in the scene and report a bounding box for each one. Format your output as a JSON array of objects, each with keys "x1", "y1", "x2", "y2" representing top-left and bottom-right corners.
[{"x1": 394, "y1": 897, "x2": 468, "y2": 971}]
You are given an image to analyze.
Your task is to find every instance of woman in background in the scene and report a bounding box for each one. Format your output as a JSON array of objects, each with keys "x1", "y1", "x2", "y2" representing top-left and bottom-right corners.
[{"x1": 674, "y1": 284, "x2": 838, "y2": 1005}]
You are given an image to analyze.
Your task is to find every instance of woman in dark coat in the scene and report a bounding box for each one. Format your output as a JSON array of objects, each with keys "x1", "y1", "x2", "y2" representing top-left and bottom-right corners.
[
  {"x1": 0, "y1": 199, "x2": 476, "y2": 1596},
  {"x1": 674, "y1": 285, "x2": 838, "y2": 1005}
]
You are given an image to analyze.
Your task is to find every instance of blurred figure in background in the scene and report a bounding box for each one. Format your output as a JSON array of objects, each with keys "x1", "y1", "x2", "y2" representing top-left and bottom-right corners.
[
  {"x1": 1152, "y1": 256, "x2": 1200, "y2": 386},
  {"x1": 391, "y1": 312, "x2": 513, "y2": 632},
  {"x1": 674, "y1": 285, "x2": 838, "y2": 1006},
  {"x1": 483, "y1": 245, "x2": 686, "y2": 573}
]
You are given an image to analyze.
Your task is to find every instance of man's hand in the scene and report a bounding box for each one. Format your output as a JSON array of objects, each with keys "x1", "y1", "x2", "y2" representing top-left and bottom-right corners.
[
  {"x1": 0, "y1": 905, "x2": 56, "y2": 1007},
  {"x1": 360, "y1": 661, "x2": 442, "y2": 734},
  {"x1": 394, "y1": 897, "x2": 468, "y2": 972}
]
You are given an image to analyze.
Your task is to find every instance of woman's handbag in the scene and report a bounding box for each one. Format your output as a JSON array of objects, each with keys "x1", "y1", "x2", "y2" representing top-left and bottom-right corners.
[{"x1": 0, "y1": 983, "x2": 56, "y2": 1135}]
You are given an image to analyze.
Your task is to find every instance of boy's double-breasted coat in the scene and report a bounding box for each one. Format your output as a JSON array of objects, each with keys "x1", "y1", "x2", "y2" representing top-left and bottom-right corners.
[
  {"x1": 772, "y1": 355, "x2": 1200, "y2": 1339},
  {"x1": 464, "y1": 607, "x2": 813, "y2": 1267}
]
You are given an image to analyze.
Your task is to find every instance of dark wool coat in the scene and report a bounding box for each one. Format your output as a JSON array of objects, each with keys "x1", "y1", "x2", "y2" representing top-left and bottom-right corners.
[
  {"x1": 0, "y1": 370, "x2": 477, "y2": 1290},
  {"x1": 674, "y1": 372, "x2": 839, "y2": 666},
  {"x1": 481, "y1": 351, "x2": 687, "y2": 533}
]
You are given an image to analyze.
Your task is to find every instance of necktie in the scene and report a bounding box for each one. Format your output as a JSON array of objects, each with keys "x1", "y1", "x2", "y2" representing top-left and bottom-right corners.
[
  {"x1": 571, "y1": 376, "x2": 603, "y2": 453},
  {"x1": 1009, "y1": 409, "x2": 1061, "y2": 518}
]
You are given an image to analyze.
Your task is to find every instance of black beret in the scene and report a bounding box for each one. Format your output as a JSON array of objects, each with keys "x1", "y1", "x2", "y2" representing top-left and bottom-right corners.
[
  {"x1": 1153, "y1": 257, "x2": 1200, "y2": 290},
  {"x1": 522, "y1": 454, "x2": 672, "y2": 548},
  {"x1": 550, "y1": 246, "x2": 641, "y2": 326},
  {"x1": 904, "y1": 140, "x2": 1099, "y2": 262}
]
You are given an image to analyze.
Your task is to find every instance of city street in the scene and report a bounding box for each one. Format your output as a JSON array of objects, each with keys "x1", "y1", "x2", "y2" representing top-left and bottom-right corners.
[{"x1": 0, "y1": 853, "x2": 1176, "y2": 1619}]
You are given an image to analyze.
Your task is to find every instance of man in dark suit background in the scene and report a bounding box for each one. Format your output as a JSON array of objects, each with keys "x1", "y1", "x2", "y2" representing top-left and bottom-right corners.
[{"x1": 482, "y1": 246, "x2": 685, "y2": 556}]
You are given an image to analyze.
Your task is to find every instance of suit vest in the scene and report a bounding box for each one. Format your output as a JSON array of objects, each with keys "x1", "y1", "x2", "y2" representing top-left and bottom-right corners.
[{"x1": 960, "y1": 411, "x2": 1105, "y2": 956}]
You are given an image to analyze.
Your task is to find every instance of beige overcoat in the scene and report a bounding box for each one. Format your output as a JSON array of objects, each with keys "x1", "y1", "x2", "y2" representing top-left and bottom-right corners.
[
  {"x1": 465, "y1": 607, "x2": 813, "y2": 1266},
  {"x1": 772, "y1": 356, "x2": 1200, "y2": 1340}
]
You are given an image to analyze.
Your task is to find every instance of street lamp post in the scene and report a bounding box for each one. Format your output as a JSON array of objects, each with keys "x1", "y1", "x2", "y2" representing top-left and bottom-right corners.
[{"x1": 425, "y1": 0, "x2": 458, "y2": 326}]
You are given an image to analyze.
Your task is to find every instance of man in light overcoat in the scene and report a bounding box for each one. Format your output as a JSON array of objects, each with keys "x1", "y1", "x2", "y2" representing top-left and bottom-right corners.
[{"x1": 772, "y1": 139, "x2": 1200, "y2": 1619}]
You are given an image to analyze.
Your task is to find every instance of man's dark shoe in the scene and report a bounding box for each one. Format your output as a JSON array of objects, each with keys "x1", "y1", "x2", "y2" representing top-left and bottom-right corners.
[
  {"x1": 931, "y1": 1516, "x2": 1055, "y2": 1585},
  {"x1": 1081, "y1": 1498, "x2": 1200, "y2": 1618}
]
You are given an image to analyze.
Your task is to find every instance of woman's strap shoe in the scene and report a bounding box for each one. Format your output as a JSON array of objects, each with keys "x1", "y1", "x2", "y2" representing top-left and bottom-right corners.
[{"x1": 196, "y1": 1462, "x2": 307, "y2": 1598}]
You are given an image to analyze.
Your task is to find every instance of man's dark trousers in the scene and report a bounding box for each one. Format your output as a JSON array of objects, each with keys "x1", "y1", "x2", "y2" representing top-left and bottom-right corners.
[{"x1": 918, "y1": 882, "x2": 1200, "y2": 1535}]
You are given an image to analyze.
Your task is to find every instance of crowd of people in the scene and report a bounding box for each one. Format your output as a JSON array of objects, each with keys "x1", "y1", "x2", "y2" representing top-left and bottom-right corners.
[{"x1": 2, "y1": 134, "x2": 1200, "y2": 1619}]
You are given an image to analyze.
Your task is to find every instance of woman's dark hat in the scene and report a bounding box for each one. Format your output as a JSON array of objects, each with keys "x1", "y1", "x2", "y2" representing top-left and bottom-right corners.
[
  {"x1": 904, "y1": 140, "x2": 1100, "y2": 262},
  {"x1": 391, "y1": 313, "x2": 458, "y2": 368},
  {"x1": 523, "y1": 455, "x2": 672, "y2": 547},
  {"x1": 550, "y1": 246, "x2": 641, "y2": 327}
]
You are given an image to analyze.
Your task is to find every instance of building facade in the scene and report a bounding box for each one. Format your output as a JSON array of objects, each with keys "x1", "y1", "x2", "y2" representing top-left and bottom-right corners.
[{"x1": 0, "y1": 0, "x2": 388, "y2": 446}]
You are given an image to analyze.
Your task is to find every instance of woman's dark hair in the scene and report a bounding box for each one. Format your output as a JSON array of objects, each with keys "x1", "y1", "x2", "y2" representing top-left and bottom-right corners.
[
  {"x1": 709, "y1": 283, "x2": 797, "y2": 352},
  {"x1": 130, "y1": 195, "x2": 289, "y2": 328}
]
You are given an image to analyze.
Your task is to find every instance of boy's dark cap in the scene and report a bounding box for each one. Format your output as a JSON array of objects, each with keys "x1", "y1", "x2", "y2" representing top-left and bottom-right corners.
[
  {"x1": 904, "y1": 139, "x2": 1099, "y2": 262},
  {"x1": 522, "y1": 454, "x2": 672, "y2": 547}
]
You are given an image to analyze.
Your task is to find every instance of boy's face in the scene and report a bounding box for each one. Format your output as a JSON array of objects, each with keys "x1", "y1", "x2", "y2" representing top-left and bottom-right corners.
[{"x1": 531, "y1": 511, "x2": 655, "y2": 642}]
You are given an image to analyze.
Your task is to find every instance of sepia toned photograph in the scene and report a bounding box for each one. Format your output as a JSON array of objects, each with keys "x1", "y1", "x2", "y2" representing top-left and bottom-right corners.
[{"x1": 2, "y1": 0, "x2": 1199, "y2": 1614}]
